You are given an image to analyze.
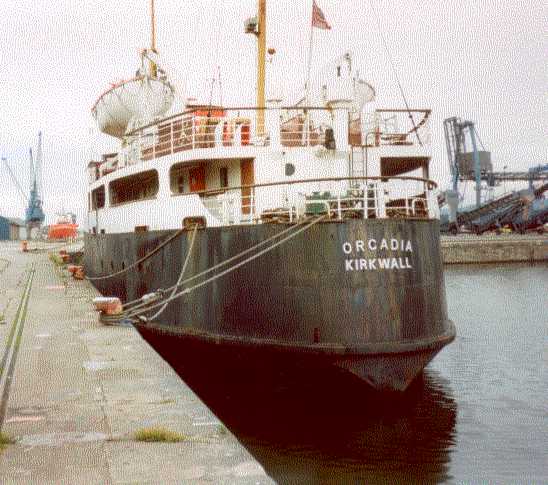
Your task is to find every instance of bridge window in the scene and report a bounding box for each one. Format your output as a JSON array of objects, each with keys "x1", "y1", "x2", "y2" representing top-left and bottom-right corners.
[{"x1": 109, "y1": 170, "x2": 159, "y2": 205}]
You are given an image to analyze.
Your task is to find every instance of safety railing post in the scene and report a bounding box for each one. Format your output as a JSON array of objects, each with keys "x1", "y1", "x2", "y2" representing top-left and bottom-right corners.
[
  {"x1": 426, "y1": 186, "x2": 439, "y2": 219},
  {"x1": 363, "y1": 184, "x2": 368, "y2": 219},
  {"x1": 411, "y1": 198, "x2": 419, "y2": 215},
  {"x1": 250, "y1": 189, "x2": 255, "y2": 222},
  {"x1": 192, "y1": 117, "x2": 196, "y2": 150},
  {"x1": 305, "y1": 110, "x2": 310, "y2": 147},
  {"x1": 377, "y1": 183, "x2": 387, "y2": 218}
]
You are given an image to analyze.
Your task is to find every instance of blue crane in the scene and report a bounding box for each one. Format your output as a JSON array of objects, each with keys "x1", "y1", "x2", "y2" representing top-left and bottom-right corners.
[
  {"x1": 443, "y1": 117, "x2": 485, "y2": 208},
  {"x1": 25, "y1": 132, "x2": 46, "y2": 231},
  {"x1": 442, "y1": 117, "x2": 547, "y2": 234},
  {"x1": 1, "y1": 132, "x2": 45, "y2": 238}
]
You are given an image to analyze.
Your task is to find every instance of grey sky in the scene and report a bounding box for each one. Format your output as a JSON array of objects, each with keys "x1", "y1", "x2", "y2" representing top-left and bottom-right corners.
[{"x1": 0, "y1": 0, "x2": 546, "y2": 223}]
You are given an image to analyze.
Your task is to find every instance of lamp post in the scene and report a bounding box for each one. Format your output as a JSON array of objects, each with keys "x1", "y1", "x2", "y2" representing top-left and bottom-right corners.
[{"x1": 503, "y1": 165, "x2": 508, "y2": 194}]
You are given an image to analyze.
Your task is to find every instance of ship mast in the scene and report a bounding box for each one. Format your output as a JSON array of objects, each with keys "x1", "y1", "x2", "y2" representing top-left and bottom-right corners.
[
  {"x1": 150, "y1": 0, "x2": 158, "y2": 77},
  {"x1": 256, "y1": 0, "x2": 266, "y2": 135}
]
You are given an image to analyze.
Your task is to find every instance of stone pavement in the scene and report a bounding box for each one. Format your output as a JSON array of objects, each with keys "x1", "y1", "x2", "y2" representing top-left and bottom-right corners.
[{"x1": 0, "y1": 242, "x2": 273, "y2": 484}]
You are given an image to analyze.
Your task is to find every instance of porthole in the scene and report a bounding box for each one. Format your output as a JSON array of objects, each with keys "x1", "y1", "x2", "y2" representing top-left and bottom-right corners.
[{"x1": 285, "y1": 163, "x2": 295, "y2": 176}]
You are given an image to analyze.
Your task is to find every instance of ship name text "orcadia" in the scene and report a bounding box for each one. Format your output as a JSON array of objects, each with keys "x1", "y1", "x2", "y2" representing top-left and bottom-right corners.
[{"x1": 341, "y1": 238, "x2": 413, "y2": 272}]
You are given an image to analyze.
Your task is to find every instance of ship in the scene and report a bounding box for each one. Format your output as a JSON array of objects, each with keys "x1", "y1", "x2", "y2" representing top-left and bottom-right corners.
[
  {"x1": 47, "y1": 211, "x2": 78, "y2": 240},
  {"x1": 84, "y1": 0, "x2": 455, "y2": 392}
]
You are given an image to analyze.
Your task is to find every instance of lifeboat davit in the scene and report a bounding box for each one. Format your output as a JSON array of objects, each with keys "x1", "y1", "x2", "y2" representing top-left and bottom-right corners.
[{"x1": 48, "y1": 222, "x2": 78, "y2": 240}]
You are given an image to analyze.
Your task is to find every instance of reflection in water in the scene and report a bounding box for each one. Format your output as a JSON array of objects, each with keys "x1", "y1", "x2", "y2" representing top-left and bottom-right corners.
[{"x1": 178, "y1": 365, "x2": 457, "y2": 484}]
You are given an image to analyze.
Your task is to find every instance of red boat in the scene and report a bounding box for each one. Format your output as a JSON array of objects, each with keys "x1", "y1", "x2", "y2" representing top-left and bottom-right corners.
[{"x1": 48, "y1": 213, "x2": 78, "y2": 240}]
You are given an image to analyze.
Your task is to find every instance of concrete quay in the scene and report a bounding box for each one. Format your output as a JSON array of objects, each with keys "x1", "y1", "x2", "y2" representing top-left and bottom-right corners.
[
  {"x1": 0, "y1": 242, "x2": 273, "y2": 484},
  {"x1": 440, "y1": 233, "x2": 548, "y2": 264}
]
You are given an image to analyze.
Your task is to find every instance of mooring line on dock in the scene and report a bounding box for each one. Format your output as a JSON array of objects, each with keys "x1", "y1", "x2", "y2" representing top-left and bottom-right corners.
[
  {"x1": 0, "y1": 263, "x2": 35, "y2": 429},
  {"x1": 128, "y1": 214, "x2": 327, "y2": 321},
  {"x1": 100, "y1": 216, "x2": 322, "y2": 325}
]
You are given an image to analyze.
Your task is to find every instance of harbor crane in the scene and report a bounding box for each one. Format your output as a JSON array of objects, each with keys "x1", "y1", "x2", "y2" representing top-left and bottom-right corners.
[
  {"x1": 25, "y1": 132, "x2": 46, "y2": 235},
  {"x1": 1, "y1": 132, "x2": 46, "y2": 238},
  {"x1": 444, "y1": 118, "x2": 547, "y2": 204},
  {"x1": 443, "y1": 117, "x2": 489, "y2": 209},
  {"x1": 442, "y1": 117, "x2": 547, "y2": 234}
]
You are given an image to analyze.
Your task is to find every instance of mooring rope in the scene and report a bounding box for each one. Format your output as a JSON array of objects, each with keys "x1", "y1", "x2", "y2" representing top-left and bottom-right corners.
[
  {"x1": 119, "y1": 216, "x2": 316, "y2": 312},
  {"x1": 138, "y1": 224, "x2": 199, "y2": 321},
  {"x1": 124, "y1": 224, "x2": 198, "y2": 319},
  {"x1": 85, "y1": 229, "x2": 185, "y2": 281},
  {"x1": 96, "y1": 215, "x2": 325, "y2": 326},
  {"x1": 126, "y1": 214, "x2": 326, "y2": 321}
]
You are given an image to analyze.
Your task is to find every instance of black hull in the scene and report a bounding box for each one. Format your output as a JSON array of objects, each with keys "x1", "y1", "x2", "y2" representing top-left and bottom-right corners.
[{"x1": 84, "y1": 219, "x2": 455, "y2": 391}]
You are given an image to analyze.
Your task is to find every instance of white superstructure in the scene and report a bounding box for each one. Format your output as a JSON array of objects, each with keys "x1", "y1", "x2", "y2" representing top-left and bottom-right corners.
[
  {"x1": 87, "y1": 97, "x2": 436, "y2": 234},
  {"x1": 87, "y1": 4, "x2": 437, "y2": 235}
]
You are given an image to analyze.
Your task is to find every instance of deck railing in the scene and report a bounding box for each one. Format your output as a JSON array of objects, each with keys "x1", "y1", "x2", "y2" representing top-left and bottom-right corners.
[
  {"x1": 129, "y1": 107, "x2": 331, "y2": 163},
  {"x1": 361, "y1": 109, "x2": 431, "y2": 147},
  {"x1": 182, "y1": 176, "x2": 440, "y2": 226},
  {"x1": 89, "y1": 107, "x2": 432, "y2": 181}
]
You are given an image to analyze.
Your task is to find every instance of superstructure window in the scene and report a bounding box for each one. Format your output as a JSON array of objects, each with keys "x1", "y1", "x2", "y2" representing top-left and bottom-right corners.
[
  {"x1": 109, "y1": 170, "x2": 159, "y2": 205},
  {"x1": 91, "y1": 185, "x2": 105, "y2": 210}
]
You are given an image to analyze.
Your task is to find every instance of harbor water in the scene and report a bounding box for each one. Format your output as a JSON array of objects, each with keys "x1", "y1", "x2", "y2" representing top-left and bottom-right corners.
[{"x1": 180, "y1": 263, "x2": 547, "y2": 484}]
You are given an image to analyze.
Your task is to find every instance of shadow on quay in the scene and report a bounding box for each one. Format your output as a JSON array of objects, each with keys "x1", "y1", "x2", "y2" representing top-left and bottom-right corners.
[{"x1": 174, "y1": 361, "x2": 457, "y2": 485}]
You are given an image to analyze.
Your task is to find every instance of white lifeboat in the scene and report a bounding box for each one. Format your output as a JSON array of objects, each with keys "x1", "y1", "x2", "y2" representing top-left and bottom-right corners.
[
  {"x1": 92, "y1": 75, "x2": 174, "y2": 138},
  {"x1": 92, "y1": 0, "x2": 175, "y2": 139}
]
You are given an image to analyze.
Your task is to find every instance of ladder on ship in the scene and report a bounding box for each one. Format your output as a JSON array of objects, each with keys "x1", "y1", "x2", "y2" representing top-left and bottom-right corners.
[{"x1": 349, "y1": 146, "x2": 368, "y2": 180}]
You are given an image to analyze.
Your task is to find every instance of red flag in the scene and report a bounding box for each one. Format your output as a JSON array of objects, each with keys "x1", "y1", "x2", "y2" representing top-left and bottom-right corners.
[{"x1": 312, "y1": 1, "x2": 331, "y2": 30}]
